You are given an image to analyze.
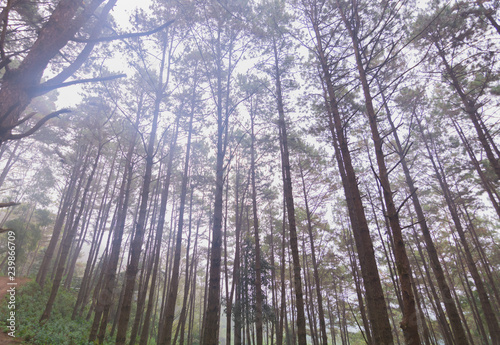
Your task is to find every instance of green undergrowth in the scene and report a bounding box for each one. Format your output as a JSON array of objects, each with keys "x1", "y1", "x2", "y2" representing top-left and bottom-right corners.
[{"x1": 0, "y1": 281, "x2": 111, "y2": 345}]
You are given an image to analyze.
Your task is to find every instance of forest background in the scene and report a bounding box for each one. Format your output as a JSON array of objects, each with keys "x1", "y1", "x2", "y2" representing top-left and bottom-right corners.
[{"x1": 0, "y1": 0, "x2": 499, "y2": 344}]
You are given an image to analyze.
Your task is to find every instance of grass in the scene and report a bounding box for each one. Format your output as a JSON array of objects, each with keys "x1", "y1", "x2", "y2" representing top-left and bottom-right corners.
[{"x1": 0, "y1": 281, "x2": 107, "y2": 345}]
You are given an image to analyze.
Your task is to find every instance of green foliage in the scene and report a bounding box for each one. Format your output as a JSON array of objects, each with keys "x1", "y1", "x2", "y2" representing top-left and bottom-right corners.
[
  {"x1": 231, "y1": 237, "x2": 275, "y2": 325},
  {"x1": 0, "y1": 205, "x2": 52, "y2": 272},
  {"x1": 0, "y1": 281, "x2": 111, "y2": 345}
]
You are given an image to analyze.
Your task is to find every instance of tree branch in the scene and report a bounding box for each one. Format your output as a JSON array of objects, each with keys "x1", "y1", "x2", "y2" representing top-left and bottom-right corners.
[
  {"x1": 7, "y1": 109, "x2": 71, "y2": 141},
  {"x1": 36, "y1": 74, "x2": 126, "y2": 95},
  {"x1": 43, "y1": 0, "x2": 119, "y2": 87},
  {"x1": 0, "y1": 202, "x2": 20, "y2": 208},
  {"x1": 71, "y1": 20, "x2": 175, "y2": 43},
  {"x1": 10, "y1": 112, "x2": 37, "y2": 129}
]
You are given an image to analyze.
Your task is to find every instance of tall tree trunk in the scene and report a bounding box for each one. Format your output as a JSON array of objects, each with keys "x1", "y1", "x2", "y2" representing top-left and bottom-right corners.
[
  {"x1": 435, "y1": 41, "x2": 500, "y2": 180},
  {"x1": 344, "y1": 222, "x2": 373, "y2": 345},
  {"x1": 461, "y1": 207, "x2": 500, "y2": 308},
  {"x1": 73, "y1": 146, "x2": 119, "y2": 319},
  {"x1": 89, "y1": 104, "x2": 141, "y2": 343},
  {"x1": 451, "y1": 118, "x2": 500, "y2": 218},
  {"x1": 175, "y1": 193, "x2": 201, "y2": 345},
  {"x1": 233, "y1": 165, "x2": 247, "y2": 345},
  {"x1": 40, "y1": 144, "x2": 102, "y2": 322},
  {"x1": 139, "y1": 120, "x2": 179, "y2": 345},
  {"x1": 115, "y1": 34, "x2": 171, "y2": 344},
  {"x1": 36, "y1": 145, "x2": 87, "y2": 287},
  {"x1": 417, "y1": 114, "x2": 500, "y2": 345},
  {"x1": 159, "y1": 90, "x2": 195, "y2": 345},
  {"x1": 452, "y1": 242, "x2": 490, "y2": 345},
  {"x1": 129, "y1": 171, "x2": 162, "y2": 345},
  {"x1": 202, "y1": 20, "x2": 232, "y2": 345},
  {"x1": 273, "y1": 35, "x2": 307, "y2": 345},
  {"x1": 298, "y1": 159, "x2": 330, "y2": 345},
  {"x1": 312, "y1": 19, "x2": 394, "y2": 344},
  {"x1": 250, "y1": 102, "x2": 264, "y2": 345},
  {"x1": 278, "y1": 195, "x2": 287, "y2": 345},
  {"x1": 269, "y1": 208, "x2": 278, "y2": 345},
  {"x1": 408, "y1": 222, "x2": 454, "y2": 345},
  {"x1": 64, "y1": 172, "x2": 100, "y2": 289},
  {"x1": 337, "y1": 3, "x2": 421, "y2": 340},
  {"x1": 383, "y1": 92, "x2": 469, "y2": 345}
]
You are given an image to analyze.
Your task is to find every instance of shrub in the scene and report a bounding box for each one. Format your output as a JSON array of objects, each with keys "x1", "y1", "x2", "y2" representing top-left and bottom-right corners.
[{"x1": 0, "y1": 280, "x2": 111, "y2": 345}]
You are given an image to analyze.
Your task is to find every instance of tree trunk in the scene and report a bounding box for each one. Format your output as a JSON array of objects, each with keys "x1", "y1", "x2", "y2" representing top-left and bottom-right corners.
[
  {"x1": 435, "y1": 41, "x2": 500, "y2": 180},
  {"x1": 337, "y1": 3, "x2": 421, "y2": 340},
  {"x1": 272, "y1": 34, "x2": 307, "y2": 345},
  {"x1": 89, "y1": 105, "x2": 141, "y2": 343},
  {"x1": 40, "y1": 144, "x2": 102, "y2": 322},
  {"x1": 383, "y1": 92, "x2": 470, "y2": 345},
  {"x1": 298, "y1": 159, "x2": 331, "y2": 345},
  {"x1": 115, "y1": 33, "x2": 171, "y2": 343},
  {"x1": 36, "y1": 145, "x2": 87, "y2": 287},
  {"x1": 139, "y1": 119, "x2": 179, "y2": 345},
  {"x1": 312, "y1": 17, "x2": 394, "y2": 343},
  {"x1": 159, "y1": 90, "x2": 195, "y2": 345},
  {"x1": 73, "y1": 146, "x2": 119, "y2": 319},
  {"x1": 0, "y1": 0, "x2": 106, "y2": 144},
  {"x1": 417, "y1": 114, "x2": 500, "y2": 345},
  {"x1": 250, "y1": 103, "x2": 264, "y2": 345}
]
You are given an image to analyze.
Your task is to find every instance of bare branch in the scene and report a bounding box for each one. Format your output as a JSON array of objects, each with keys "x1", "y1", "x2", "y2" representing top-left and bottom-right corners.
[
  {"x1": 397, "y1": 189, "x2": 417, "y2": 215},
  {"x1": 0, "y1": 201, "x2": 20, "y2": 208},
  {"x1": 7, "y1": 109, "x2": 71, "y2": 141},
  {"x1": 36, "y1": 74, "x2": 126, "y2": 95},
  {"x1": 71, "y1": 20, "x2": 175, "y2": 43}
]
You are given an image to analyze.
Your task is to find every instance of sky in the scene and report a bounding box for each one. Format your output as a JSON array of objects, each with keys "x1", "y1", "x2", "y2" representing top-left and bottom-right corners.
[{"x1": 55, "y1": 0, "x2": 153, "y2": 109}]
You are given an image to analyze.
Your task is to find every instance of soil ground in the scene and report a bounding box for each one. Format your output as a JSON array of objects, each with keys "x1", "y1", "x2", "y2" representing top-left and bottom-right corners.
[{"x1": 0, "y1": 276, "x2": 31, "y2": 344}]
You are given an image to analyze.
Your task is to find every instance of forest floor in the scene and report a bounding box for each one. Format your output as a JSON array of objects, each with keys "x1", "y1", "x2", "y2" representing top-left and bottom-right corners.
[{"x1": 0, "y1": 276, "x2": 31, "y2": 344}]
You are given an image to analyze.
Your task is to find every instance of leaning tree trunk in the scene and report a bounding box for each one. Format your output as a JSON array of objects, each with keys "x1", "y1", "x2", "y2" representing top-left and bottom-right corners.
[
  {"x1": 88, "y1": 100, "x2": 141, "y2": 344},
  {"x1": 435, "y1": 42, "x2": 500, "y2": 180},
  {"x1": 451, "y1": 118, "x2": 500, "y2": 219},
  {"x1": 312, "y1": 18, "x2": 394, "y2": 344},
  {"x1": 337, "y1": 3, "x2": 421, "y2": 341},
  {"x1": 72, "y1": 146, "x2": 119, "y2": 319},
  {"x1": 417, "y1": 115, "x2": 500, "y2": 345},
  {"x1": 36, "y1": 144, "x2": 87, "y2": 287},
  {"x1": 382, "y1": 89, "x2": 469, "y2": 345},
  {"x1": 40, "y1": 144, "x2": 102, "y2": 323}
]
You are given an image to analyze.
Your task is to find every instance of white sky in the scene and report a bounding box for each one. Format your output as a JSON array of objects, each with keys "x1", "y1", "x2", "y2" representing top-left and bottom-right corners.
[{"x1": 55, "y1": 0, "x2": 153, "y2": 108}]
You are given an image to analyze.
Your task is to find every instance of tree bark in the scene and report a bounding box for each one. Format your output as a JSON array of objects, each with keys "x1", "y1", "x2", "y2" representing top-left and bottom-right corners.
[
  {"x1": 383, "y1": 92, "x2": 469, "y2": 345},
  {"x1": 311, "y1": 15, "x2": 394, "y2": 343},
  {"x1": 159, "y1": 90, "x2": 195, "y2": 345},
  {"x1": 40, "y1": 144, "x2": 102, "y2": 322},
  {"x1": 0, "y1": 0, "x2": 106, "y2": 144},
  {"x1": 336, "y1": 3, "x2": 421, "y2": 341},
  {"x1": 89, "y1": 103, "x2": 141, "y2": 343},
  {"x1": 250, "y1": 101, "x2": 264, "y2": 345},
  {"x1": 417, "y1": 114, "x2": 500, "y2": 345},
  {"x1": 298, "y1": 159, "x2": 330, "y2": 345},
  {"x1": 273, "y1": 35, "x2": 307, "y2": 345}
]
